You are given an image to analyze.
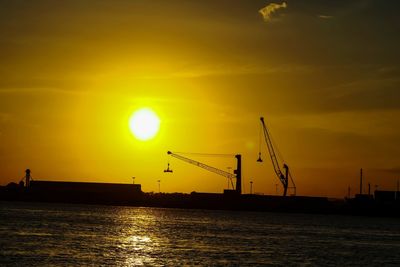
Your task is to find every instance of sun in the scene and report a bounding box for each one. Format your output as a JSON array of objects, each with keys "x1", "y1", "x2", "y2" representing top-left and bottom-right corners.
[{"x1": 129, "y1": 108, "x2": 160, "y2": 141}]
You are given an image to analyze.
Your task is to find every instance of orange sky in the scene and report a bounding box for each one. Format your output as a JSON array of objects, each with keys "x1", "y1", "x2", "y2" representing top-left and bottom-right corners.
[{"x1": 1, "y1": 1, "x2": 399, "y2": 197}]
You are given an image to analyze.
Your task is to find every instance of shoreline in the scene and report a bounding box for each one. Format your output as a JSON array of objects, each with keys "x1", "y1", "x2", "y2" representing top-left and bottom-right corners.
[{"x1": 1, "y1": 186, "x2": 399, "y2": 218}]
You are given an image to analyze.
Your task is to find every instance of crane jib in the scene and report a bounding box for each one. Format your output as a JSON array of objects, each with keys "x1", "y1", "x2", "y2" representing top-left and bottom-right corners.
[
  {"x1": 167, "y1": 151, "x2": 242, "y2": 194},
  {"x1": 259, "y1": 117, "x2": 295, "y2": 196}
]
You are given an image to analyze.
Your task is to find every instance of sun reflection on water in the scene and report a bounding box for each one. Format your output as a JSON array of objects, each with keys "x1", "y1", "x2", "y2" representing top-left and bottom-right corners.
[
  {"x1": 129, "y1": 235, "x2": 152, "y2": 243},
  {"x1": 3, "y1": 203, "x2": 400, "y2": 266},
  {"x1": 111, "y1": 208, "x2": 163, "y2": 266}
]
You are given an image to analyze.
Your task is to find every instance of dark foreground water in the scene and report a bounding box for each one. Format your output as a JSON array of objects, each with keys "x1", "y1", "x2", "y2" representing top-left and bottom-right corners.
[{"x1": 1, "y1": 201, "x2": 400, "y2": 266}]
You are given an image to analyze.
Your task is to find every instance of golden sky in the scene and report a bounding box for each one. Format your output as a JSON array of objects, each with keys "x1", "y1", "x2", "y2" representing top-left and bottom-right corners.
[{"x1": 1, "y1": 0, "x2": 399, "y2": 197}]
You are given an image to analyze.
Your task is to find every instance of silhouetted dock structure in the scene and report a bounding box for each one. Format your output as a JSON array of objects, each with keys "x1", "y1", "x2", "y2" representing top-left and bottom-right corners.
[
  {"x1": 28, "y1": 180, "x2": 142, "y2": 205},
  {"x1": 1, "y1": 174, "x2": 142, "y2": 205},
  {"x1": 1, "y1": 169, "x2": 399, "y2": 217}
]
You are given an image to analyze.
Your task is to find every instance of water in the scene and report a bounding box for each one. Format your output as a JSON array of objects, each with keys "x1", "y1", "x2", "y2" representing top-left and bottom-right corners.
[{"x1": 1, "y1": 201, "x2": 400, "y2": 266}]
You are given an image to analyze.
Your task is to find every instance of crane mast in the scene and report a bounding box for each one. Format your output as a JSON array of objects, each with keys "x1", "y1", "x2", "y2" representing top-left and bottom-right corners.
[
  {"x1": 259, "y1": 117, "x2": 295, "y2": 196},
  {"x1": 167, "y1": 151, "x2": 242, "y2": 194}
]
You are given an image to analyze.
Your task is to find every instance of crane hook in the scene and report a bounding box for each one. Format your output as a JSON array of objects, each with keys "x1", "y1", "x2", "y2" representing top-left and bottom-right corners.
[
  {"x1": 164, "y1": 162, "x2": 173, "y2": 173},
  {"x1": 257, "y1": 152, "x2": 263, "y2": 163}
]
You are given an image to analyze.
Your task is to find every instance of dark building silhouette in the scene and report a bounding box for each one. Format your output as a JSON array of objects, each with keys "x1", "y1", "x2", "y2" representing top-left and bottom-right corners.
[
  {"x1": 30, "y1": 180, "x2": 141, "y2": 194},
  {"x1": 375, "y1": 190, "x2": 400, "y2": 202},
  {"x1": 27, "y1": 180, "x2": 142, "y2": 205}
]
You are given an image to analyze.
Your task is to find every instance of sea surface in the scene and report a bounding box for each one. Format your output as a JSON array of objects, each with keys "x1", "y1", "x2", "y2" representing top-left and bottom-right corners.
[{"x1": 1, "y1": 201, "x2": 400, "y2": 266}]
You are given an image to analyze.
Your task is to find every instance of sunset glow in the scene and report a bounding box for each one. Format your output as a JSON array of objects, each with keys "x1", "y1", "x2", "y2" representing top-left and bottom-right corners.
[
  {"x1": 129, "y1": 108, "x2": 160, "y2": 141},
  {"x1": 0, "y1": 1, "x2": 399, "y2": 197}
]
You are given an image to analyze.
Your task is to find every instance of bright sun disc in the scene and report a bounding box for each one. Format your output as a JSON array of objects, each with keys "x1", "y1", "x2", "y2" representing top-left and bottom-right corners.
[{"x1": 129, "y1": 108, "x2": 160, "y2": 141}]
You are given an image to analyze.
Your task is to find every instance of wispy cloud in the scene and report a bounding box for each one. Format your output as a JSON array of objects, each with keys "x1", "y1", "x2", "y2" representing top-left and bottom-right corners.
[
  {"x1": 318, "y1": 15, "x2": 334, "y2": 19},
  {"x1": 259, "y1": 2, "x2": 287, "y2": 22},
  {"x1": 170, "y1": 63, "x2": 316, "y2": 78}
]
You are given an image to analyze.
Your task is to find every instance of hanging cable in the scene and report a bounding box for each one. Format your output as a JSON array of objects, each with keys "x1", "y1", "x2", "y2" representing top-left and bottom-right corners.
[
  {"x1": 265, "y1": 119, "x2": 286, "y2": 164},
  {"x1": 257, "y1": 121, "x2": 264, "y2": 162},
  {"x1": 173, "y1": 152, "x2": 235, "y2": 158}
]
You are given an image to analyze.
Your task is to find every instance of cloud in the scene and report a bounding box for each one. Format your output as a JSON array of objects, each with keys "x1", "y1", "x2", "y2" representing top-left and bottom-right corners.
[
  {"x1": 318, "y1": 15, "x2": 334, "y2": 19},
  {"x1": 259, "y1": 2, "x2": 287, "y2": 22}
]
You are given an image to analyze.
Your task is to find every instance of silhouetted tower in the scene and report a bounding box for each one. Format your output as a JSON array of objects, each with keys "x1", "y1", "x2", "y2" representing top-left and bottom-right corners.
[
  {"x1": 25, "y1": 169, "x2": 31, "y2": 188},
  {"x1": 235, "y1": 155, "x2": 242, "y2": 194},
  {"x1": 360, "y1": 168, "x2": 363, "y2": 195}
]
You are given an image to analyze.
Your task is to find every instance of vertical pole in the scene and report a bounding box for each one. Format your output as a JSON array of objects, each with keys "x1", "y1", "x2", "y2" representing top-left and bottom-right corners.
[
  {"x1": 250, "y1": 181, "x2": 253, "y2": 194},
  {"x1": 360, "y1": 168, "x2": 363, "y2": 195},
  {"x1": 157, "y1": 180, "x2": 161, "y2": 193}
]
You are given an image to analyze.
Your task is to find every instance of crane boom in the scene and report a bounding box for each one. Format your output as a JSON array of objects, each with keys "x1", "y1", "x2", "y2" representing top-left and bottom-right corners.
[
  {"x1": 167, "y1": 151, "x2": 242, "y2": 194},
  {"x1": 259, "y1": 117, "x2": 292, "y2": 196}
]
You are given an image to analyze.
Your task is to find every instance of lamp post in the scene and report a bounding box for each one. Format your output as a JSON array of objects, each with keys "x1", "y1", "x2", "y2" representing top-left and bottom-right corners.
[
  {"x1": 250, "y1": 181, "x2": 253, "y2": 195},
  {"x1": 132, "y1": 177, "x2": 135, "y2": 185},
  {"x1": 157, "y1": 180, "x2": 161, "y2": 193}
]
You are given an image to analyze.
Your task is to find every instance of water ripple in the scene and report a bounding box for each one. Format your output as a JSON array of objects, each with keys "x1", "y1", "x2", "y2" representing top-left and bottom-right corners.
[{"x1": 1, "y1": 201, "x2": 400, "y2": 266}]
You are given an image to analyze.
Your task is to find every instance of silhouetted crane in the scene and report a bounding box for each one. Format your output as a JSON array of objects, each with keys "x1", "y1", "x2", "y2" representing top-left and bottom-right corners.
[
  {"x1": 165, "y1": 151, "x2": 242, "y2": 194},
  {"x1": 257, "y1": 117, "x2": 296, "y2": 196}
]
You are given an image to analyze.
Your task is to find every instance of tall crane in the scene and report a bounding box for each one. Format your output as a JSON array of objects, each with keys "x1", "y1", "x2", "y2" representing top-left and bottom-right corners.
[
  {"x1": 166, "y1": 151, "x2": 242, "y2": 194},
  {"x1": 257, "y1": 117, "x2": 296, "y2": 196}
]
